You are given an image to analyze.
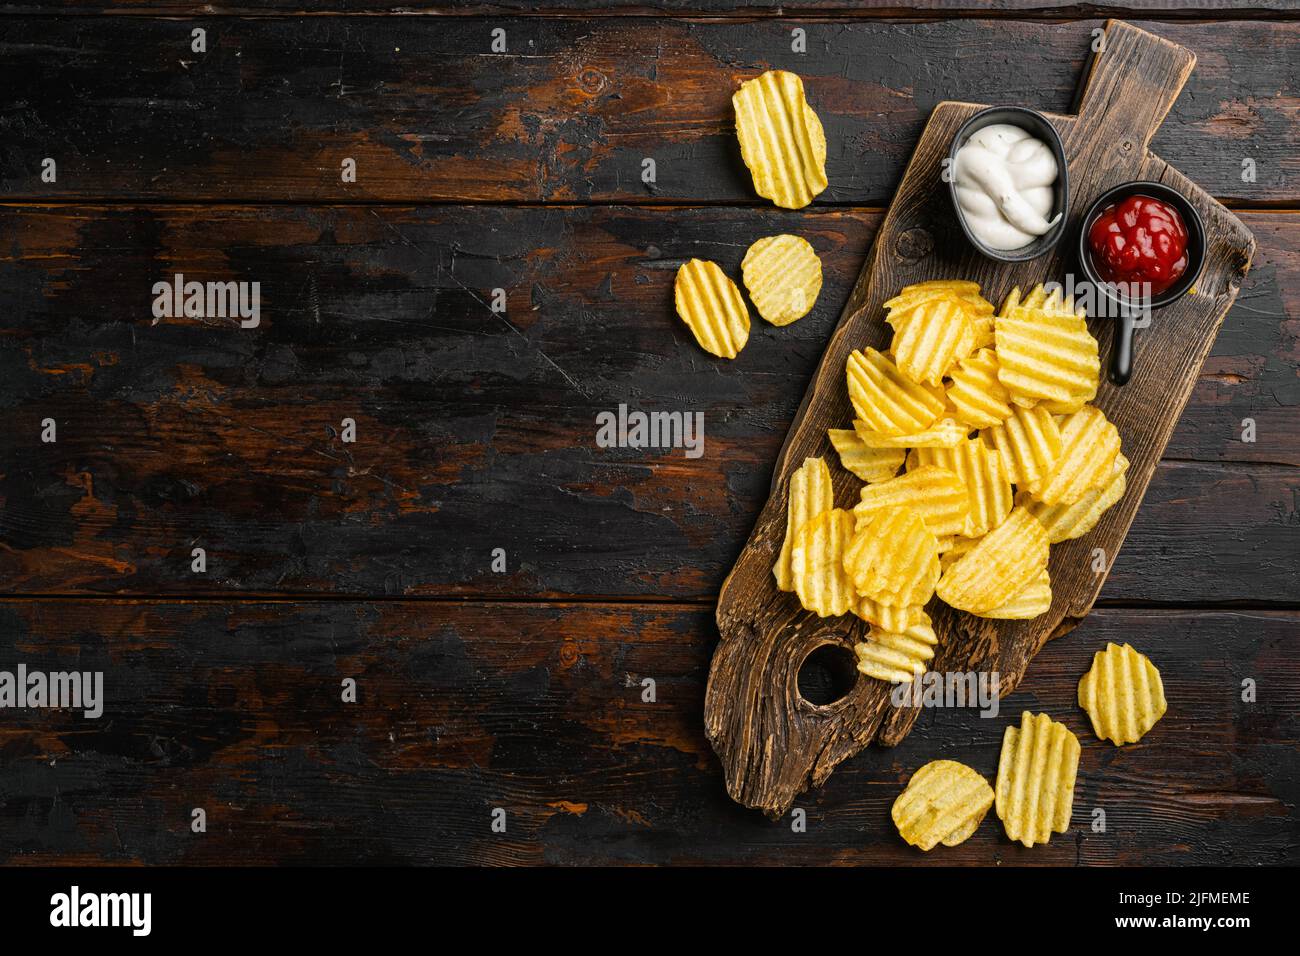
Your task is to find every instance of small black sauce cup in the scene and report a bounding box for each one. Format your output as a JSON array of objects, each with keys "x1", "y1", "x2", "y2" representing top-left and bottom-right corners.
[{"x1": 1076, "y1": 181, "x2": 1206, "y2": 386}]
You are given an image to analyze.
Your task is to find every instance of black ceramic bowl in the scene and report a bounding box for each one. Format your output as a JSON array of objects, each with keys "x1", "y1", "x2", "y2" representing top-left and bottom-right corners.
[
  {"x1": 1076, "y1": 181, "x2": 1206, "y2": 385},
  {"x1": 947, "y1": 106, "x2": 1069, "y2": 263}
]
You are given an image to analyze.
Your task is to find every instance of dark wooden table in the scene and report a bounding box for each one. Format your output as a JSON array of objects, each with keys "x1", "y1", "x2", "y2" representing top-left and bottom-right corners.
[{"x1": 0, "y1": 2, "x2": 1296, "y2": 865}]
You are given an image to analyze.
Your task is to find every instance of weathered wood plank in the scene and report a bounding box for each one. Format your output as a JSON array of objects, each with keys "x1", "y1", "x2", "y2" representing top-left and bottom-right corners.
[
  {"x1": 0, "y1": 600, "x2": 1293, "y2": 865},
  {"x1": 0, "y1": 204, "x2": 1294, "y2": 598},
  {"x1": 0, "y1": 18, "x2": 1295, "y2": 204}
]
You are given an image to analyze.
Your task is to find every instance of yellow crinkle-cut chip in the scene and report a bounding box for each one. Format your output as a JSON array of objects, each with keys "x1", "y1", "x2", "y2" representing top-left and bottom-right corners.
[
  {"x1": 946, "y1": 347, "x2": 1013, "y2": 429},
  {"x1": 674, "y1": 258, "x2": 750, "y2": 359},
  {"x1": 852, "y1": 465, "x2": 970, "y2": 539},
  {"x1": 995, "y1": 711, "x2": 1080, "y2": 848},
  {"x1": 773, "y1": 456, "x2": 834, "y2": 591},
  {"x1": 1027, "y1": 405, "x2": 1121, "y2": 506},
  {"x1": 983, "y1": 403, "x2": 1063, "y2": 488},
  {"x1": 846, "y1": 348, "x2": 946, "y2": 437},
  {"x1": 995, "y1": 306, "x2": 1099, "y2": 408},
  {"x1": 974, "y1": 568, "x2": 1051, "y2": 620},
  {"x1": 936, "y1": 507, "x2": 1048, "y2": 613},
  {"x1": 939, "y1": 534, "x2": 981, "y2": 570},
  {"x1": 790, "y1": 508, "x2": 856, "y2": 617},
  {"x1": 854, "y1": 417, "x2": 968, "y2": 449},
  {"x1": 827, "y1": 428, "x2": 905, "y2": 483},
  {"x1": 911, "y1": 438, "x2": 1011, "y2": 538},
  {"x1": 855, "y1": 621, "x2": 939, "y2": 684},
  {"x1": 852, "y1": 598, "x2": 929, "y2": 633},
  {"x1": 891, "y1": 299, "x2": 976, "y2": 386},
  {"x1": 742, "y1": 234, "x2": 823, "y2": 326},
  {"x1": 892, "y1": 759, "x2": 994, "y2": 851},
  {"x1": 733, "y1": 70, "x2": 828, "y2": 210},
  {"x1": 1018, "y1": 453, "x2": 1128, "y2": 542},
  {"x1": 884, "y1": 280, "x2": 984, "y2": 313},
  {"x1": 1078, "y1": 642, "x2": 1167, "y2": 745},
  {"x1": 843, "y1": 506, "x2": 940, "y2": 607}
]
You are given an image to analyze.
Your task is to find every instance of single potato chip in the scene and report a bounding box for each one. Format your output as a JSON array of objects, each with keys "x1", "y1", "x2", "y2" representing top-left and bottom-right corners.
[
  {"x1": 733, "y1": 70, "x2": 828, "y2": 210},
  {"x1": 791, "y1": 508, "x2": 856, "y2": 617},
  {"x1": 846, "y1": 348, "x2": 946, "y2": 437},
  {"x1": 843, "y1": 506, "x2": 940, "y2": 607},
  {"x1": 995, "y1": 306, "x2": 1100, "y2": 408},
  {"x1": 674, "y1": 258, "x2": 750, "y2": 359},
  {"x1": 1018, "y1": 453, "x2": 1128, "y2": 542},
  {"x1": 946, "y1": 347, "x2": 1013, "y2": 429},
  {"x1": 892, "y1": 759, "x2": 995, "y2": 851},
  {"x1": 983, "y1": 403, "x2": 1063, "y2": 488},
  {"x1": 1078, "y1": 642, "x2": 1167, "y2": 745},
  {"x1": 996, "y1": 711, "x2": 1080, "y2": 848},
  {"x1": 827, "y1": 428, "x2": 905, "y2": 483},
  {"x1": 852, "y1": 465, "x2": 970, "y2": 539},
  {"x1": 855, "y1": 621, "x2": 939, "y2": 684},
  {"x1": 1027, "y1": 405, "x2": 1121, "y2": 506},
  {"x1": 852, "y1": 598, "x2": 930, "y2": 633},
  {"x1": 854, "y1": 417, "x2": 969, "y2": 449},
  {"x1": 742, "y1": 234, "x2": 823, "y2": 326},
  {"x1": 912, "y1": 438, "x2": 1011, "y2": 538},
  {"x1": 774, "y1": 457, "x2": 834, "y2": 591},
  {"x1": 936, "y1": 507, "x2": 1048, "y2": 613},
  {"x1": 891, "y1": 299, "x2": 977, "y2": 386},
  {"x1": 974, "y1": 568, "x2": 1051, "y2": 619}
]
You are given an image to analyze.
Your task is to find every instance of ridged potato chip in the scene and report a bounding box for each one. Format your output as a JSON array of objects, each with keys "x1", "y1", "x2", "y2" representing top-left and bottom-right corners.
[
  {"x1": 774, "y1": 457, "x2": 835, "y2": 592},
  {"x1": 1019, "y1": 453, "x2": 1128, "y2": 542},
  {"x1": 995, "y1": 711, "x2": 1080, "y2": 848},
  {"x1": 974, "y1": 569, "x2": 1051, "y2": 619},
  {"x1": 843, "y1": 506, "x2": 940, "y2": 607},
  {"x1": 995, "y1": 306, "x2": 1099, "y2": 408},
  {"x1": 891, "y1": 299, "x2": 976, "y2": 386},
  {"x1": 852, "y1": 465, "x2": 970, "y2": 539},
  {"x1": 854, "y1": 417, "x2": 968, "y2": 449},
  {"x1": 742, "y1": 234, "x2": 822, "y2": 326},
  {"x1": 1028, "y1": 405, "x2": 1120, "y2": 505},
  {"x1": 827, "y1": 428, "x2": 905, "y2": 483},
  {"x1": 936, "y1": 507, "x2": 1048, "y2": 613},
  {"x1": 983, "y1": 403, "x2": 1063, "y2": 488},
  {"x1": 939, "y1": 534, "x2": 981, "y2": 570},
  {"x1": 946, "y1": 348, "x2": 1013, "y2": 429},
  {"x1": 733, "y1": 70, "x2": 828, "y2": 210},
  {"x1": 674, "y1": 258, "x2": 750, "y2": 359},
  {"x1": 1078, "y1": 642, "x2": 1167, "y2": 745},
  {"x1": 846, "y1": 348, "x2": 946, "y2": 437},
  {"x1": 790, "y1": 508, "x2": 856, "y2": 617},
  {"x1": 911, "y1": 438, "x2": 1011, "y2": 538},
  {"x1": 856, "y1": 621, "x2": 939, "y2": 684},
  {"x1": 892, "y1": 760, "x2": 994, "y2": 851},
  {"x1": 852, "y1": 598, "x2": 929, "y2": 633}
]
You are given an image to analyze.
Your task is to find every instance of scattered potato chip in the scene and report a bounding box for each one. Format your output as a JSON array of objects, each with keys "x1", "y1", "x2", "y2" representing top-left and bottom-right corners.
[
  {"x1": 1078, "y1": 642, "x2": 1167, "y2": 745},
  {"x1": 946, "y1": 347, "x2": 1013, "y2": 429},
  {"x1": 974, "y1": 569, "x2": 1051, "y2": 619},
  {"x1": 891, "y1": 299, "x2": 976, "y2": 386},
  {"x1": 827, "y1": 428, "x2": 906, "y2": 483},
  {"x1": 774, "y1": 457, "x2": 834, "y2": 591},
  {"x1": 995, "y1": 711, "x2": 1080, "y2": 848},
  {"x1": 852, "y1": 465, "x2": 970, "y2": 539},
  {"x1": 846, "y1": 348, "x2": 946, "y2": 437},
  {"x1": 995, "y1": 305, "x2": 1100, "y2": 408},
  {"x1": 790, "y1": 508, "x2": 856, "y2": 617},
  {"x1": 742, "y1": 234, "x2": 823, "y2": 326},
  {"x1": 892, "y1": 759, "x2": 994, "y2": 851},
  {"x1": 1018, "y1": 454, "x2": 1128, "y2": 542},
  {"x1": 983, "y1": 403, "x2": 1063, "y2": 488},
  {"x1": 854, "y1": 417, "x2": 968, "y2": 449},
  {"x1": 911, "y1": 438, "x2": 1011, "y2": 538},
  {"x1": 853, "y1": 598, "x2": 930, "y2": 633},
  {"x1": 843, "y1": 506, "x2": 940, "y2": 607},
  {"x1": 936, "y1": 507, "x2": 1048, "y2": 613},
  {"x1": 855, "y1": 621, "x2": 939, "y2": 684},
  {"x1": 733, "y1": 70, "x2": 828, "y2": 210},
  {"x1": 674, "y1": 258, "x2": 750, "y2": 359},
  {"x1": 1028, "y1": 405, "x2": 1121, "y2": 506}
]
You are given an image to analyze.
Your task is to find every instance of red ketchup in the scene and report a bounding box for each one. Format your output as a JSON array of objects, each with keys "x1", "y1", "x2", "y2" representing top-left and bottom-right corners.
[{"x1": 1087, "y1": 194, "x2": 1189, "y2": 296}]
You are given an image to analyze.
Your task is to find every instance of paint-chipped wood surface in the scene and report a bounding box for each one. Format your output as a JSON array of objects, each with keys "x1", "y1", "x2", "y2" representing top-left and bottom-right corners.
[{"x1": 0, "y1": 5, "x2": 1295, "y2": 865}]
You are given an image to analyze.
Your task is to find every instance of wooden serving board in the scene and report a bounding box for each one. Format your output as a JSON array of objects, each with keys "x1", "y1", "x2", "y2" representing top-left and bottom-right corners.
[{"x1": 705, "y1": 20, "x2": 1256, "y2": 817}]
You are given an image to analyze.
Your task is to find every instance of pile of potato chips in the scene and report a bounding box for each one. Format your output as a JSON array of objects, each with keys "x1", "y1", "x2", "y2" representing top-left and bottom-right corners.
[{"x1": 775, "y1": 279, "x2": 1128, "y2": 684}]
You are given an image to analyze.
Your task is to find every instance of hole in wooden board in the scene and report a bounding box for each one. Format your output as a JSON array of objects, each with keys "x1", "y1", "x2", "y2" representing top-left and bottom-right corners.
[{"x1": 796, "y1": 643, "x2": 859, "y2": 707}]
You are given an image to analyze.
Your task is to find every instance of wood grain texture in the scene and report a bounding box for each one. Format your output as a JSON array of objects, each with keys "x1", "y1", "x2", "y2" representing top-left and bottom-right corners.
[
  {"x1": 707, "y1": 21, "x2": 1256, "y2": 814},
  {"x1": 0, "y1": 204, "x2": 1293, "y2": 599},
  {"x1": 0, "y1": 599, "x2": 1293, "y2": 865},
  {"x1": 1, "y1": 17, "x2": 1296, "y2": 204}
]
